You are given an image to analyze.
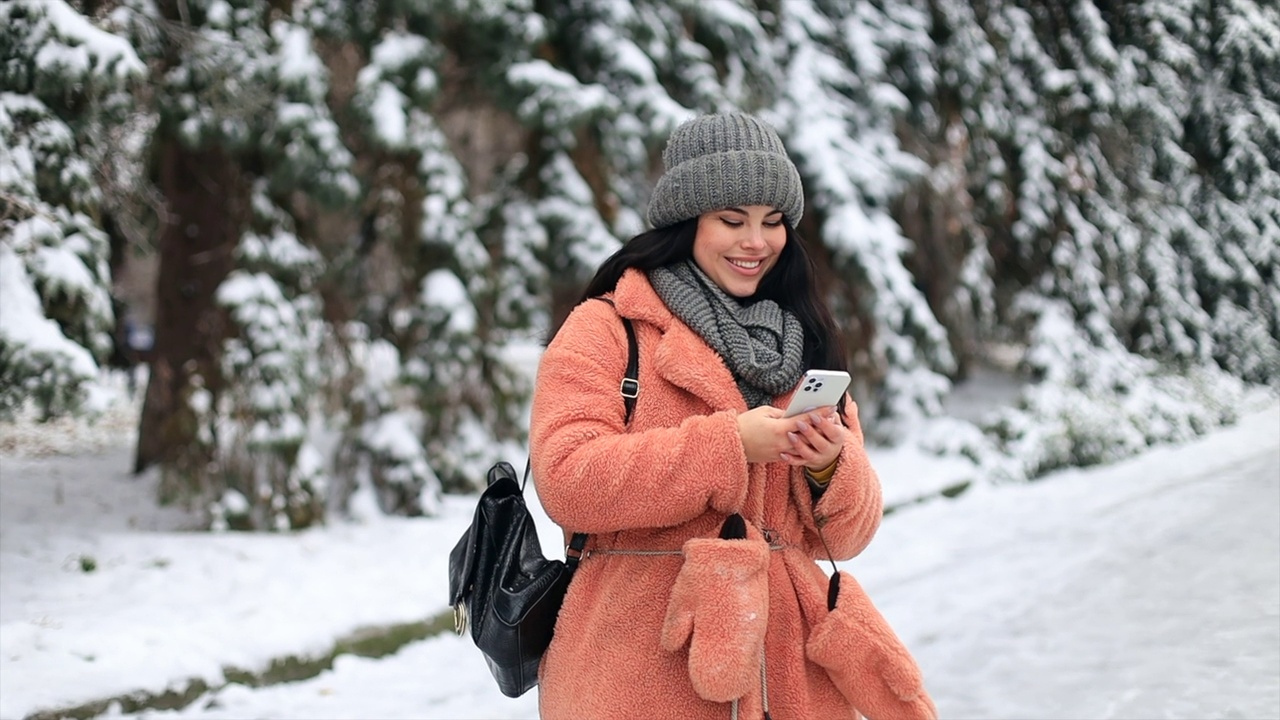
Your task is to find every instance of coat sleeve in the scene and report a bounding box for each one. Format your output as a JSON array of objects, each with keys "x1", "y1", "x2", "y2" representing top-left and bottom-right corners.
[
  {"x1": 791, "y1": 399, "x2": 883, "y2": 561},
  {"x1": 530, "y1": 301, "x2": 749, "y2": 534}
]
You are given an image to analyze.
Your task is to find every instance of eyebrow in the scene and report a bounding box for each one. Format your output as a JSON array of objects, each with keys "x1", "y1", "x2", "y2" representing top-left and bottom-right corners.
[{"x1": 723, "y1": 207, "x2": 784, "y2": 217}]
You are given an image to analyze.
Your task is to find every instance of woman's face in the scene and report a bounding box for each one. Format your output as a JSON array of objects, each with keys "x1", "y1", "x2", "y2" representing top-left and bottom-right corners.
[{"x1": 692, "y1": 205, "x2": 787, "y2": 298}]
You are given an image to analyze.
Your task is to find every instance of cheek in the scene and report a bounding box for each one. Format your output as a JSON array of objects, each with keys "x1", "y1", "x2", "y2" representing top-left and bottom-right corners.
[
  {"x1": 760, "y1": 234, "x2": 786, "y2": 273},
  {"x1": 695, "y1": 229, "x2": 734, "y2": 257},
  {"x1": 693, "y1": 222, "x2": 719, "y2": 251},
  {"x1": 692, "y1": 239, "x2": 715, "y2": 268},
  {"x1": 766, "y1": 232, "x2": 787, "y2": 257}
]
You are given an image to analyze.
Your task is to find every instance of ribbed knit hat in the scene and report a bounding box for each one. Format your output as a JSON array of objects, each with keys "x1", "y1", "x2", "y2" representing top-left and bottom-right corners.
[{"x1": 647, "y1": 112, "x2": 804, "y2": 229}]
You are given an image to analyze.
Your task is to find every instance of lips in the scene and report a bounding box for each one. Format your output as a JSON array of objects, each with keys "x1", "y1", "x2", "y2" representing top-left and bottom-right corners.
[{"x1": 727, "y1": 258, "x2": 765, "y2": 272}]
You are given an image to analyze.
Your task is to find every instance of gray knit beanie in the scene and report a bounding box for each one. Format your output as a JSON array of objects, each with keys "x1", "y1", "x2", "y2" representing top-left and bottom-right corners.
[{"x1": 647, "y1": 112, "x2": 804, "y2": 229}]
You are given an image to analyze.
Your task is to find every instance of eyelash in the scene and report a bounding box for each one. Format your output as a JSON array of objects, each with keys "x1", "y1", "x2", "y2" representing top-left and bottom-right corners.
[{"x1": 721, "y1": 218, "x2": 783, "y2": 228}]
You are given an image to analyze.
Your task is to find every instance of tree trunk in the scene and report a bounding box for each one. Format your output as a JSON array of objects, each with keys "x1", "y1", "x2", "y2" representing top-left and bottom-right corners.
[{"x1": 133, "y1": 139, "x2": 247, "y2": 501}]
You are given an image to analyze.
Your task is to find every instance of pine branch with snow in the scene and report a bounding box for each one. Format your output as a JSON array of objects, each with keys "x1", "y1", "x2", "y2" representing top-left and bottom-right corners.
[{"x1": 0, "y1": 0, "x2": 143, "y2": 420}]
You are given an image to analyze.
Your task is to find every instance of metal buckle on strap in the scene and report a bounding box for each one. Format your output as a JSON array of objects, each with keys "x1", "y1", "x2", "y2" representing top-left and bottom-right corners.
[
  {"x1": 620, "y1": 378, "x2": 640, "y2": 399},
  {"x1": 453, "y1": 603, "x2": 468, "y2": 635}
]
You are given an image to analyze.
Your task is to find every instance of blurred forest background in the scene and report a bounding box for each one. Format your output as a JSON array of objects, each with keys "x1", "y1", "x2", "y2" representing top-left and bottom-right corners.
[{"x1": 1, "y1": 0, "x2": 1276, "y2": 531}]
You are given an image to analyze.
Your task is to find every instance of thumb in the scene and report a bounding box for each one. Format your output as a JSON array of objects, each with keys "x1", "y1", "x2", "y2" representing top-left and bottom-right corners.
[{"x1": 660, "y1": 601, "x2": 695, "y2": 652}]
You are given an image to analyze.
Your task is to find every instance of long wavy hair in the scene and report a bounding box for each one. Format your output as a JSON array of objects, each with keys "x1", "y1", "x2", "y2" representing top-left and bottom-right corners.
[{"x1": 577, "y1": 217, "x2": 848, "y2": 374}]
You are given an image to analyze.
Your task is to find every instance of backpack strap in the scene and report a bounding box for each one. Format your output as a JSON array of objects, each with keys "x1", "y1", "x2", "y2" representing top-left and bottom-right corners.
[
  {"x1": 595, "y1": 297, "x2": 639, "y2": 425},
  {"x1": 566, "y1": 297, "x2": 638, "y2": 567},
  {"x1": 531, "y1": 297, "x2": 640, "y2": 568}
]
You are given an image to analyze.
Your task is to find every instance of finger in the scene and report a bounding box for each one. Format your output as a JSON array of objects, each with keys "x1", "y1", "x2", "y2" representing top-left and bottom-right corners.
[
  {"x1": 795, "y1": 426, "x2": 840, "y2": 461},
  {"x1": 787, "y1": 433, "x2": 830, "y2": 467},
  {"x1": 796, "y1": 414, "x2": 836, "y2": 445},
  {"x1": 779, "y1": 452, "x2": 807, "y2": 466},
  {"x1": 807, "y1": 410, "x2": 841, "y2": 426},
  {"x1": 808, "y1": 405, "x2": 837, "y2": 419},
  {"x1": 806, "y1": 412, "x2": 847, "y2": 443},
  {"x1": 794, "y1": 429, "x2": 845, "y2": 469}
]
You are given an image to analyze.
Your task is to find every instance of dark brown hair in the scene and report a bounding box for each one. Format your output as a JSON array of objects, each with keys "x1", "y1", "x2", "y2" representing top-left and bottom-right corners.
[{"x1": 577, "y1": 219, "x2": 848, "y2": 373}]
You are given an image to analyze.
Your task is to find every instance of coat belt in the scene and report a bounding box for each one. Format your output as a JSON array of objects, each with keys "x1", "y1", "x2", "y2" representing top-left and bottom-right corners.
[{"x1": 582, "y1": 529, "x2": 787, "y2": 559}]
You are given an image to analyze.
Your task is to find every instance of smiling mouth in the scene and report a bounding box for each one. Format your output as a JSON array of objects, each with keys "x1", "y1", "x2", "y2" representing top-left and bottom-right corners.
[{"x1": 728, "y1": 258, "x2": 763, "y2": 270}]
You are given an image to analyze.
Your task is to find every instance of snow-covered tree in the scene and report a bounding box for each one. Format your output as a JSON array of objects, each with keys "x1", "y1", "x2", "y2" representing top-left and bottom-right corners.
[
  {"x1": 116, "y1": 0, "x2": 357, "y2": 526},
  {"x1": 211, "y1": 187, "x2": 331, "y2": 531},
  {"x1": 775, "y1": 0, "x2": 955, "y2": 438},
  {"x1": 0, "y1": 0, "x2": 142, "y2": 419},
  {"x1": 907, "y1": 0, "x2": 1275, "y2": 477},
  {"x1": 1178, "y1": 0, "x2": 1280, "y2": 384},
  {"x1": 311, "y1": 3, "x2": 541, "y2": 500},
  {"x1": 7, "y1": 0, "x2": 1276, "y2": 524}
]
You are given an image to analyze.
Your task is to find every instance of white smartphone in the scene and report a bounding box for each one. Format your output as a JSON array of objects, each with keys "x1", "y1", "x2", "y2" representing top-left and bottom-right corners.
[{"x1": 782, "y1": 370, "x2": 852, "y2": 418}]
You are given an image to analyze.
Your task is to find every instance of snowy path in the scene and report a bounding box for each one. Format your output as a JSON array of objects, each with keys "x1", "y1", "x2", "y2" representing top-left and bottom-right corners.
[
  {"x1": 862, "y1": 421, "x2": 1280, "y2": 719},
  {"x1": 103, "y1": 405, "x2": 1279, "y2": 720}
]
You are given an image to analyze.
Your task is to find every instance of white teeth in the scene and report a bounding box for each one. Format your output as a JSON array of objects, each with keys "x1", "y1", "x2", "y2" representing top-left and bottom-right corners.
[{"x1": 729, "y1": 259, "x2": 761, "y2": 269}]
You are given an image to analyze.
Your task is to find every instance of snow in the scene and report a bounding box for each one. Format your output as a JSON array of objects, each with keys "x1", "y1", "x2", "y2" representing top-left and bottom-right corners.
[
  {"x1": 419, "y1": 272, "x2": 474, "y2": 334},
  {"x1": 0, "y1": 244, "x2": 99, "y2": 379},
  {"x1": 36, "y1": 0, "x2": 145, "y2": 80},
  {"x1": 357, "y1": 32, "x2": 437, "y2": 150},
  {"x1": 361, "y1": 412, "x2": 427, "y2": 469},
  {"x1": 31, "y1": 242, "x2": 110, "y2": 314},
  {"x1": 368, "y1": 83, "x2": 408, "y2": 148},
  {"x1": 273, "y1": 24, "x2": 323, "y2": 86},
  {"x1": 369, "y1": 32, "x2": 431, "y2": 71},
  {"x1": 506, "y1": 59, "x2": 617, "y2": 127},
  {"x1": 1, "y1": 381, "x2": 1276, "y2": 720}
]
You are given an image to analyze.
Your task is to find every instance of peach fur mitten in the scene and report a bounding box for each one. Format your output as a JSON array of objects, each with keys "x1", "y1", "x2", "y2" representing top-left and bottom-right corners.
[
  {"x1": 806, "y1": 571, "x2": 938, "y2": 720},
  {"x1": 660, "y1": 518, "x2": 771, "y2": 703}
]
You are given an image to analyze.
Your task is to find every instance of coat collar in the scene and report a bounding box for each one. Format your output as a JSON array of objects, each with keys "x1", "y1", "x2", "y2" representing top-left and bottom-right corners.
[{"x1": 612, "y1": 269, "x2": 747, "y2": 414}]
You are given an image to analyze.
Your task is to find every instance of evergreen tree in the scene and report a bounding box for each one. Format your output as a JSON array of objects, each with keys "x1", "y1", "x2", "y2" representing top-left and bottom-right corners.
[
  {"x1": 4, "y1": 0, "x2": 1277, "y2": 525},
  {"x1": 508, "y1": 0, "x2": 689, "y2": 332},
  {"x1": 1180, "y1": 0, "x2": 1280, "y2": 383},
  {"x1": 308, "y1": 1, "x2": 542, "y2": 500},
  {"x1": 0, "y1": 0, "x2": 142, "y2": 419},
  {"x1": 119, "y1": 0, "x2": 357, "y2": 526},
  {"x1": 211, "y1": 185, "x2": 331, "y2": 530},
  {"x1": 899, "y1": 0, "x2": 1001, "y2": 380},
  {"x1": 775, "y1": 0, "x2": 954, "y2": 439},
  {"x1": 911, "y1": 0, "x2": 1273, "y2": 477}
]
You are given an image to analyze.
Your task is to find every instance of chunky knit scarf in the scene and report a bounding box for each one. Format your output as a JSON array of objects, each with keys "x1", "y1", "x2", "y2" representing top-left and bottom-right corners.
[{"x1": 650, "y1": 260, "x2": 806, "y2": 408}]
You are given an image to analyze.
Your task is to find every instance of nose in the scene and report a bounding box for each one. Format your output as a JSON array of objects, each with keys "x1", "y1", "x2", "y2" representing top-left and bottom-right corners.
[{"x1": 741, "y1": 223, "x2": 766, "y2": 249}]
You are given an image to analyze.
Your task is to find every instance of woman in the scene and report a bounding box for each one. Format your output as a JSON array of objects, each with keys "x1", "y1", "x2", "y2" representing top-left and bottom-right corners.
[{"x1": 530, "y1": 112, "x2": 935, "y2": 720}]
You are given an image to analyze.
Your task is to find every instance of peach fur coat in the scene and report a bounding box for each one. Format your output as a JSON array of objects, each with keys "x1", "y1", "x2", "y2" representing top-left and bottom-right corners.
[{"x1": 530, "y1": 270, "x2": 935, "y2": 720}]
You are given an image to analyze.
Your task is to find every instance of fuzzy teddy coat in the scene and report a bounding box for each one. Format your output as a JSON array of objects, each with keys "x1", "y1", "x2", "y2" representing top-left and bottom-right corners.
[{"x1": 530, "y1": 269, "x2": 934, "y2": 720}]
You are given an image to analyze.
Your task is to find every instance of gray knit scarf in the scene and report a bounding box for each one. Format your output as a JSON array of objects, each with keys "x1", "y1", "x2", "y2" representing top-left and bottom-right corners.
[{"x1": 650, "y1": 260, "x2": 806, "y2": 408}]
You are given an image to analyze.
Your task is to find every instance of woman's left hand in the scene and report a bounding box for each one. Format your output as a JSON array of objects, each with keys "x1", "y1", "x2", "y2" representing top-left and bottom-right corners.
[{"x1": 778, "y1": 407, "x2": 847, "y2": 471}]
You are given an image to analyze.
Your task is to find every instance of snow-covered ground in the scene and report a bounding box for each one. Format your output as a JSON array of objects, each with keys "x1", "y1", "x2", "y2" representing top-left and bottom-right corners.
[{"x1": 1, "y1": 390, "x2": 1277, "y2": 720}]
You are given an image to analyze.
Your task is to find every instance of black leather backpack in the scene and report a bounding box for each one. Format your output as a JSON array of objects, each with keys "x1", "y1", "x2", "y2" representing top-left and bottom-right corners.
[{"x1": 447, "y1": 306, "x2": 637, "y2": 698}]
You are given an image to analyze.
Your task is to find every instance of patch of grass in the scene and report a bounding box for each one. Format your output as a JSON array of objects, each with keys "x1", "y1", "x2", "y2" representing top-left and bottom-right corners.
[
  {"x1": 23, "y1": 610, "x2": 455, "y2": 720},
  {"x1": 883, "y1": 479, "x2": 972, "y2": 516},
  {"x1": 24, "y1": 679, "x2": 212, "y2": 720}
]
